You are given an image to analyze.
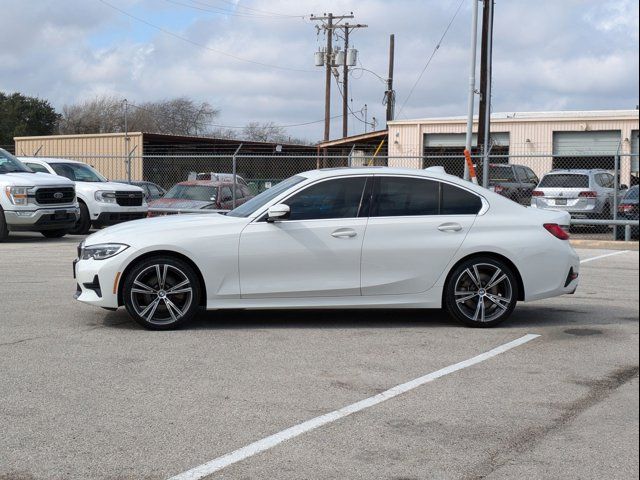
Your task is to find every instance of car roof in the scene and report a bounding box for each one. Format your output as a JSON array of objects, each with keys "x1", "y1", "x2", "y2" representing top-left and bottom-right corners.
[
  {"x1": 545, "y1": 169, "x2": 607, "y2": 175},
  {"x1": 174, "y1": 180, "x2": 228, "y2": 187},
  {"x1": 19, "y1": 157, "x2": 84, "y2": 165}
]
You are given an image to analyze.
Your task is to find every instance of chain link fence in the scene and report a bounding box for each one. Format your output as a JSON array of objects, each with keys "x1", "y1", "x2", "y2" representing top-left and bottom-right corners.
[{"x1": 18, "y1": 151, "x2": 639, "y2": 241}]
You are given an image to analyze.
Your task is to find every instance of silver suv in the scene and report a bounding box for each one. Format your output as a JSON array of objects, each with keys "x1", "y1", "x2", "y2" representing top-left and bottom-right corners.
[{"x1": 531, "y1": 169, "x2": 626, "y2": 219}]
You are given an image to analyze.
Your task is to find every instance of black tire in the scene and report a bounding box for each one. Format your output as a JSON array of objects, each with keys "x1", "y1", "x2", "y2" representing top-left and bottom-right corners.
[
  {"x1": 69, "y1": 202, "x2": 91, "y2": 235},
  {"x1": 0, "y1": 206, "x2": 9, "y2": 242},
  {"x1": 41, "y1": 229, "x2": 69, "y2": 238},
  {"x1": 123, "y1": 256, "x2": 201, "y2": 330},
  {"x1": 444, "y1": 256, "x2": 519, "y2": 328}
]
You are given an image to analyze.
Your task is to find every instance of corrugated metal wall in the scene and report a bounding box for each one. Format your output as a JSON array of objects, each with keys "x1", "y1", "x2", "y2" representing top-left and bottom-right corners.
[{"x1": 14, "y1": 133, "x2": 144, "y2": 181}]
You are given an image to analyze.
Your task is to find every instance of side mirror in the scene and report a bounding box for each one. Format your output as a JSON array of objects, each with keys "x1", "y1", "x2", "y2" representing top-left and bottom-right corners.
[{"x1": 266, "y1": 203, "x2": 290, "y2": 222}]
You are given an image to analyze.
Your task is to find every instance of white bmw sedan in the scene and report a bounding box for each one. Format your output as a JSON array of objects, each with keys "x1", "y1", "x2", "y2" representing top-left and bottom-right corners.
[{"x1": 74, "y1": 167, "x2": 580, "y2": 329}]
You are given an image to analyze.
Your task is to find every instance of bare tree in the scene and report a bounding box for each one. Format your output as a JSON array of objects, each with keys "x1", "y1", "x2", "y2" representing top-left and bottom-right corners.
[
  {"x1": 58, "y1": 96, "x2": 219, "y2": 136},
  {"x1": 240, "y1": 121, "x2": 309, "y2": 145}
]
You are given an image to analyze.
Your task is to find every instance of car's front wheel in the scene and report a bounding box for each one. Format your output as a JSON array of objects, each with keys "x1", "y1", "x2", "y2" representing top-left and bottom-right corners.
[
  {"x1": 444, "y1": 257, "x2": 518, "y2": 327},
  {"x1": 123, "y1": 256, "x2": 201, "y2": 330}
]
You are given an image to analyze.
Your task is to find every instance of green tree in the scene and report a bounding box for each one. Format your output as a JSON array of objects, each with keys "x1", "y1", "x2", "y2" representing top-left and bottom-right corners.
[{"x1": 0, "y1": 92, "x2": 60, "y2": 149}]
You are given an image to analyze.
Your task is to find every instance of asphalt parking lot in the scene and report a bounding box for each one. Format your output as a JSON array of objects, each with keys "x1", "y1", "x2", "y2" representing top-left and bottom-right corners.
[{"x1": 1, "y1": 233, "x2": 638, "y2": 480}]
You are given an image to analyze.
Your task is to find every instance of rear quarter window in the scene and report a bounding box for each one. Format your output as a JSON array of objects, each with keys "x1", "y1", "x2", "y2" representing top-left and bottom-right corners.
[{"x1": 441, "y1": 183, "x2": 483, "y2": 215}]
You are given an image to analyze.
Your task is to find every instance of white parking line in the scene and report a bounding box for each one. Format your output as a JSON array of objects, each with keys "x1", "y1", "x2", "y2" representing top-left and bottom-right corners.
[
  {"x1": 580, "y1": 250, "x2": 630, "y2": 264},
  {"x1": 168, "y1": 334, "x2": 540, "y2": 480}
]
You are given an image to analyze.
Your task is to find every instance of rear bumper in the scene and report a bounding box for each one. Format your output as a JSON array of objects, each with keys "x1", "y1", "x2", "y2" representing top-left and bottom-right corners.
[{"x1": 5, "y1": 206, "x2": 80, "y2": 231}]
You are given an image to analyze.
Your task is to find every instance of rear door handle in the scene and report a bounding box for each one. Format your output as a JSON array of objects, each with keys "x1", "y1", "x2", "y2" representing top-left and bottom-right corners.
[
  {"x1": 438, "y1": 222, "x2": 463, "y2": 232},
  {"x1": 331, "y1": 228, "x2": 357, "y2": 238}
]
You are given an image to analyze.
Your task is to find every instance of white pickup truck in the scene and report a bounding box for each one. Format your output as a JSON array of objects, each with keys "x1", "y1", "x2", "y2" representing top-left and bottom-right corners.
[
  {"x1": 20, "y1": 157, "x2": 148, "y2": 235},
  {"x1": 0, "y1": 149, "x2": 79, "y2": 241}
]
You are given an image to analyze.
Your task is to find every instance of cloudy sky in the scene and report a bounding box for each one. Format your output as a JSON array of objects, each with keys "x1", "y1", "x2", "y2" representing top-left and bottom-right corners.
[{"x1": 1, "y1": 0, "x2": 638, "y2": 141}]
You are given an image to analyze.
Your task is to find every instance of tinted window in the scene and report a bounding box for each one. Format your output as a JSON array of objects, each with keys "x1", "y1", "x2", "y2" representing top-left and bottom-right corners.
[
  {"x1": 624, "y1": 186, "x2": 639, "y2": 200},
  {"x1": 372, "y1": 177, "x2": 439, "y2": 217},
  {"x1": 240, "y1": 185, "x2": 252, "y2": 198},
  {"x1": 286, "y1": 177, "x2": 367, "y2": 220},
  {"x1": 441, "y1": 183, "x2": 483, "y2": 215},
  {"x1": 488, "y1": 166, "x2": 516, "y2": 183},
  {"x1": 539, "y1": 174, "x2": 589, "y2": 188},
  {"x1": 50, "y1": 162, "x2": 107, "y2": 182},
  {"x1": 25, "y1": 162, "x2": 50, "y2": 174},
  {"x1": 526, "y1": 168, "x2": 539, "y2": 184},
  {"x1": 515, "y1": 166, "x2": 529, "y2": 183}
]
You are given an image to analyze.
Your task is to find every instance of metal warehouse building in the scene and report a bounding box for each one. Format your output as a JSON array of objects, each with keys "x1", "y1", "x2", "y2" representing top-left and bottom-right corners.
[
  {"x1": 14, "y1": 132, "x2": 317, "y2": 188},
  {"x1": 387, "y1": 110, "x2": 639, "y2": 181}
]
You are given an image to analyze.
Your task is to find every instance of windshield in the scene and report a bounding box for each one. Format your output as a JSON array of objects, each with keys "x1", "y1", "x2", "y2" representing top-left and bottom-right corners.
[
  {"x1": 624, "y1": 186, "x2": 639, "y2": 200},
  {"x1": 51, "y1": 162, "x2": 107, "y2": 182},
  {"x1": 165, "y1": 184, "x2": 217, "y2": 202},
  {"x1": 227, "y1": 175, "x2": 306, "y2": 217},
  {"x1": 539, "y1": 174, "x2": 589, "y2": 188},
  {"x1": 0, "y1": 149, "x2": 32, "y2": 174}
]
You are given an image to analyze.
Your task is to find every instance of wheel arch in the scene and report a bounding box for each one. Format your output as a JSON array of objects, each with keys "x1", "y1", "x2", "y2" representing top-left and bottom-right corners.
[
  {"x1": 442, "y1": 251, "x2": 525, "y2": 302},
  {"x1": 117, "y1": 250, "x2": 207, "y2": 307}
]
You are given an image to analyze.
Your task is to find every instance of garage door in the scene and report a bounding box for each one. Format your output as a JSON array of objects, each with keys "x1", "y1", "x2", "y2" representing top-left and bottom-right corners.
[
  {"x1": 552, "y1": 130, "x2": 620, "y2": 170},
  {"x1": 424, "y1": 132, "x2": 509, "y2": 147},
  {"x1": 632, "y1": 130, "x2": 639, "y2": 172}
]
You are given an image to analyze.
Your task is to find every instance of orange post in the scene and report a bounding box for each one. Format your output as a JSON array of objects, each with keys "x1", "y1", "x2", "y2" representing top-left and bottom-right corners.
[{"x1": 464, "y1": 149, "x2": 478, "y2": 184}]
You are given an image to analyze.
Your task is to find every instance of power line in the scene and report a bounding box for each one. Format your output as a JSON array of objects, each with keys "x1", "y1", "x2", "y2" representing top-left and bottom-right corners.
[
  {"x1": 164, "y1": 0, "x2": 304, "y2": 19},
  {"x1": 98, "y1": 0, "x2": 314, "y2": 73},
  {"x1": 396, "y1": 0, "x2": 466, "y2": 118},
  {"x1": 187, "y1": 0, "x2": 305, "y2": 18}
]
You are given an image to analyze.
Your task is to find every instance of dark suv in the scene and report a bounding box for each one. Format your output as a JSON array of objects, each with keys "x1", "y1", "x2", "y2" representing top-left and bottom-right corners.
[{"x1": 477, "y1": 164, "x2": 539, "y2": 205}]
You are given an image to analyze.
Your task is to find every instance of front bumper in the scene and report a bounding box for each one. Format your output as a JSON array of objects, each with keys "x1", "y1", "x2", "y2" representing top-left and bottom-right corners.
[
  {"x1": 5, "y1": 206, "x2": 80, "y2": 232},
  {"x1": 74, "y1": 254, "x2": 128, "y2": 309},
  {"x1": 92, "y1": 211, "x2": 147, "y2": 227}
]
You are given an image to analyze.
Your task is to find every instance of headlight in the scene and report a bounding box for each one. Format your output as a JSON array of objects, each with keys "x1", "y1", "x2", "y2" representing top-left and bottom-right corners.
[
  {"x1": 5, "y1": 186, "x2": 32, "y2": 206},
  {"x1": 95, "y1": 191, "x2": 117, "y2": 204},
  {"x1": 80, "y1": 243, "x2": 129, "y2": 261}
]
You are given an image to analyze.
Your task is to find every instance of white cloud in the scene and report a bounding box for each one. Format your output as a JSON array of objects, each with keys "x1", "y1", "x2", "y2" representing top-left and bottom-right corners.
[{"x1": 0, "y1": 0, "x2": 638, "y2": 142}]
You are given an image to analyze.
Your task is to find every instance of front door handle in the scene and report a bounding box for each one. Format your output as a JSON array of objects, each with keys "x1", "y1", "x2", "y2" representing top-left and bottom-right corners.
[
  {"x1": 331, "y1": 228, "x2": 357, "y2": 238},
  {"x1": 438, "y1": 222, "x2": 463, "y2": 233}
]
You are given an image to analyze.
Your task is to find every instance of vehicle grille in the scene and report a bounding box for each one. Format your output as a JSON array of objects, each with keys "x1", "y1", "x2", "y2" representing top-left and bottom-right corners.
[
  {"x1": 34, "y1": 187, "x2": 75, "y2": 205},
  {"x1": 115, "y1": 191, "x2": 144, "y2": 207}
]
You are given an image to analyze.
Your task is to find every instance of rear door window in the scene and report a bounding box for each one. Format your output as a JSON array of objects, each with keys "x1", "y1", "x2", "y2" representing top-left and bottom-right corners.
[
  {"x1": 371, "y1": 177, "x2": 440, "y2": 217},
  {"x1": 515, "y1": 166, "x2": 529, "y2": 183},
  {"x1": 371, "y1": 177, "x2": 482, "y2": 217},
  {"x1": 539, "y1": 174, "x2": 589, "y2": 188}
]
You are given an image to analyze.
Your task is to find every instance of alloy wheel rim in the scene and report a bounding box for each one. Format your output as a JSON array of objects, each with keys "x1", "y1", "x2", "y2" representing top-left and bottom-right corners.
[
  {"x1": 454, "y1": 263, "x2": 513, "y2": 323},
  {"x1": 130, "y1": 264, "x2": 193, "y2": 325}
]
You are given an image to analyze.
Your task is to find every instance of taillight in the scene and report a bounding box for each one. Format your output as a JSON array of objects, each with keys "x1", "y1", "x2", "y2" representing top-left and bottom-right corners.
[
  {"x1": 532, "y1": 190, "x2": 544, "y2": 197},
  {"x1": 578, "y1": 191, "x2": 597, "y2": 198},
  {"x1": 492, "y1": 185, "x2": 504, "y2": 194},
  {"x1": 619, "y1": 204, "x2": 634, "y2": 214},
  {"x1": 544, "y1": 223, "x2": 570, "y2": 240}
]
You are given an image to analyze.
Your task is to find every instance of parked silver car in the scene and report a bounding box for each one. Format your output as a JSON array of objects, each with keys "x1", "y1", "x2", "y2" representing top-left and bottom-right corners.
[{"x1": 530, "y1": 169, "x2": 627, "y2": 219}]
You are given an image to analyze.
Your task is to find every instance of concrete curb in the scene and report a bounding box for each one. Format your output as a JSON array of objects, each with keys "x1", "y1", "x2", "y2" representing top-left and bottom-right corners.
[{"x1": 570, "y1": 239, "x2": 639, "y2": 251}]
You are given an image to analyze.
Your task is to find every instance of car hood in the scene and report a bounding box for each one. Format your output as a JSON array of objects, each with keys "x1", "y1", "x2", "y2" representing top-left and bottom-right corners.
[
  {"x1": 1, "y1": 172, "x2": 75, "y2": 187},
  {"x1": 148, "y1": 198, "x2": 214, "y2": 210},
  {"x1": 76, "y1": 181, "x2": 145, "y2": 193},
  {"x1": 84, "y1": 212, "x2": 247, "y2": 247}
]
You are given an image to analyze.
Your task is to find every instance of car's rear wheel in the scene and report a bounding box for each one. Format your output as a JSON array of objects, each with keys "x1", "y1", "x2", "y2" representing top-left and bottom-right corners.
[
  {"x1": 445, "y1": 257, "x2": 518, "y2": 327},
  {"x1": 123, "y1": 256, "x2": 201, "y2": 330}
]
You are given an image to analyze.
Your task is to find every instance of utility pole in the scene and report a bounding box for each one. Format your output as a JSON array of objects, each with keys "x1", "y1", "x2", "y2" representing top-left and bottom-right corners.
[
  {"x1": 385, "y1": 34, "x2": 395, "y2": 124},
  {"x1": 463, "y1": 0, "x2": 480, "y2": 182},
  {"x1": 477, "y1": 0, "x2": 495, "y2": 156},
  {"x1": 340, "y1": 22, "x2": 367, "y2": 138},
  {"x1": 480, "y1": 0, "x2": 494, "y2": 188}
]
